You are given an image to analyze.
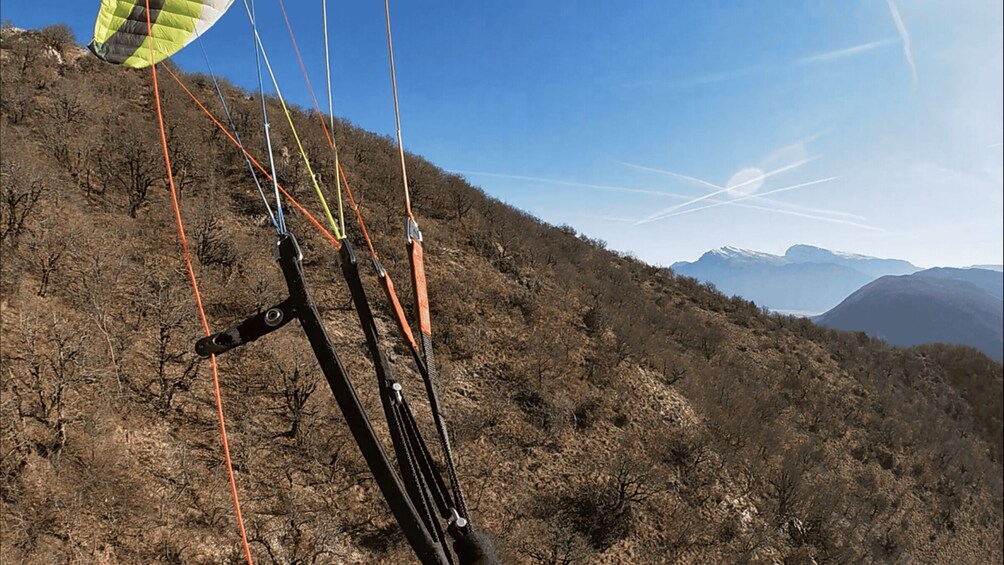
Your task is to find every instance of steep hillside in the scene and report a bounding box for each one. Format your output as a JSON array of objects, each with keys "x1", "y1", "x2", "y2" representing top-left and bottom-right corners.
[
  {"x1": 2, "y1": 27, "x2": 1003, "y2": 564},
  {"x1": 816, "y1": 274, "x2": 1004, "y2": 361}
]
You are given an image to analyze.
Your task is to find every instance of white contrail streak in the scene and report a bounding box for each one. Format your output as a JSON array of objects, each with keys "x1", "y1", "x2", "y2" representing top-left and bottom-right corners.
[
  {"x1": 450, "y1": 170, "x2": 690, "y2": 199},
  {"x1": 644, "y1": 35, "x2": 896, "y2": 90},
  {"x1": 584, "y1": 188, "x2": 878, "y2": 230},
  {"x1": 455, "y1": 169, "x2": 866, "y2": 227},
  {"x1": 738, "y1": 194, "x2": 865, "y2": 220},
  {"x1": 668, "y1": 65, "x2": 768, "y2": 89},
  {"x1": 618, "y1": 161, "x2": 722, "y2": 191},
  {"x1": 639, "y1": 177, "x2": 840, "y2": 225},
  {"x1": 636, "y1": 158, "x2": 816, "y2": 224},
  {"x1": 797, "y1": 38, "x2": 897, "y2": 64},
  {"x1": 618, "y1": 159, "x2": 863, "y2": 220},
  {"x1": 695, "y1": 199, "x2": 881, "y2": 231},
  {"x1": 886, "y1": 0, "x2": 917, "y2": 84},
  {"x1": 586, "y1": 215, "x2": 638, "y2": 224},
  {"x1": 989, "y1": 142, "x2": 1003, "y2": 149}
]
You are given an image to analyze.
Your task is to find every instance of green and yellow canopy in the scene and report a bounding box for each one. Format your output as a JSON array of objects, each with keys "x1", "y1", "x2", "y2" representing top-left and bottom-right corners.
[{"x1": 90, "y1": 0, "x2": 234, "y2": 68}]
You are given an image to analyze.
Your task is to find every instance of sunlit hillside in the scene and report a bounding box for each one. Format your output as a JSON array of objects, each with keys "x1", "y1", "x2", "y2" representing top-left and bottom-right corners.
[{"x1": 2, "y1": 26, "x2": 1002, "y2": 564}]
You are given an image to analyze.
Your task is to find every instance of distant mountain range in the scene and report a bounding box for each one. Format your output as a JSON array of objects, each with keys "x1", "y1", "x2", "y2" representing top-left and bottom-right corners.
[
  {"x1": 970, "y1": 264, "x2": 1004, "y2": 272},
  {"x1": 816, "y1": 268, "x2": 1004, "y2": 361},
  {"x1": 671, "y1": 244, "x2": 919, "y2": 314}
]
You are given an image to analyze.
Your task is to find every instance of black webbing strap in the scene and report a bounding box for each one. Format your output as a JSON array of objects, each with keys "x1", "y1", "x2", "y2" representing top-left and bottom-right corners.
[
  {"x1": 391, "y1": 399, "x2": 455, "y2": 565},
  {"x1": 337, "y1": 239, "x2": 442, "y2": 546},
  {"x1": 400, "y1": 400, "x2": 454, "y2": 518},
  {"x1": 196, "y1": 233, "x2": 449, "y2": 565},
  {"x1": 344, "y1": 239, "x2": 497, "y2": 564}
]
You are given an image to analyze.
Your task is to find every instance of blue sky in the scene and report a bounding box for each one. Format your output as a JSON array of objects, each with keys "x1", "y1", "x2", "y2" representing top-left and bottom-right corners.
[{"x1": 3, "y1": 0, "x2": 1002, "y2": 267}]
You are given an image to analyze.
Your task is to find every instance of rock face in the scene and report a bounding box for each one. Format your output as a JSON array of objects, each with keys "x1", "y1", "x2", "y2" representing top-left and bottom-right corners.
[
  {"x1": 671, "y1": 245, "x2": 919, "y2": 314},
  {"x1": 816, "y1": 269, "x2": 1004, "y2": 361}
]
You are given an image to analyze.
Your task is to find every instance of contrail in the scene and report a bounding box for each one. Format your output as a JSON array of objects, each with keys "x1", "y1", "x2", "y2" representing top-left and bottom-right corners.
[
  {"x1": 749, "y1": 196, "x2": 864, "y2": 220},
  {"x1": 641, "y1": 34, "x2": 897, "y2": 91},
  {"x1": 683, "y1": 198, "x2": 881, "y2": 231},
  {"x1": 455, "y1": 168, "x2": 865, "y2": 226},
  {"x1": 639, "y1": 176, "x2": 839, "y2": 225},
  {"x1": 589, "y1": 207, "x2": 876, "y2": 231},
  {"x1": 989, "y1": 142, "x2": 1003, "y2": 149},
  {"x1": 636, "y1": 158, "x2": 816, "y2": 224},
  {"x1": 667, "y1": 64, "x2": 768, "y2": 89},
  {"x1": 450, "y1": 170, "x2": 690, "y2": 199},
  {"x1": 886, "y1": 0, "x2": 917, "y2": 84},
  {"x1": 797, "y1": 38, "x2": 897, "y2": 65},
  {"x1": 585, "y1": 215, "x2": 638, "y2": 224},
  {"x1": 619, "y1": 159, "x2": 863, "y2": 220},
  {"x1": 618, "y1": 161, "x2": 722, "y2": 191},
  {"x1": 726, "y1": 201, "x2": 875, "y2": 228}
]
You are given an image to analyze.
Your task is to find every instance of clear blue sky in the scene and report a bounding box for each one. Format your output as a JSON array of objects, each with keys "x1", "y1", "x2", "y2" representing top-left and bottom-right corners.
[{"x1": 3, "y1": 0, "x2": 1002, "y2": 267}]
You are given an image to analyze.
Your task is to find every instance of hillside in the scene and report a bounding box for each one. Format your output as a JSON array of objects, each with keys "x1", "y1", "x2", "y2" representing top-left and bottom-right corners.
[
  {"x1": 2, "y1": 27, "x2": 1003, "y2": 564},
  {"x1": 915, "y1": 267, "x2": 1004, "y2": 301},
  {"x1": 816, "y1": 272, "x2": 1004, "y2": 361}
]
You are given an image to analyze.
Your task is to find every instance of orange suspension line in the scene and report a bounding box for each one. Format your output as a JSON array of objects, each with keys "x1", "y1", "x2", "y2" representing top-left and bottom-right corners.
[
  {"x1": 162, "y1": 65, "x2": 341, "y2": 251},
  {"x1": 276, "y1": 0, "x2": 345, "y2": 233},
  {"x1": 273, "y1": 1, "x2": 378, "y2": 255},
  {"x1": 143, "y1": 2, "x2": 253, "y2": 564},
  {"x1": 277, "y1": 0, "x2": 334, "y2": 150}
]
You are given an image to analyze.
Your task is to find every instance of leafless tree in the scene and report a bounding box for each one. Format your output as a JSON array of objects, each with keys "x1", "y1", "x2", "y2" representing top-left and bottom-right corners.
[
  {"x1": 99, "y1": 143, "x2": 159, "y2": 218},
  {"x1": 0, "y1": 160, "x2": 46, "y2": 246}
]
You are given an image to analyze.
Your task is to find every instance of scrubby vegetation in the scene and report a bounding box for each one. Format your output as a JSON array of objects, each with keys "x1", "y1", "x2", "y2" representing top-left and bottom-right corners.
[{"x1": 2, "y1": 26, "x2": 1002, "y2": 563}]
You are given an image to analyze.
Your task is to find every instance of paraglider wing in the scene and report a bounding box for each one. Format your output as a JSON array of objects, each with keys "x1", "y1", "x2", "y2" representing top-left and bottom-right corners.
[{"x1": 90, "y1": 0, "x2": 234, "y2": 68}]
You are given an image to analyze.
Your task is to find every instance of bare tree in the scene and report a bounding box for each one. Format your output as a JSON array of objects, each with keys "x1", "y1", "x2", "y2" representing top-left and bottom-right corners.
[
  {"x1": 0, "y1": 159, "x2": 46, "y2": 247},
  {"x1": 7, "y1": 312, "x2": 88, "y2": 468},
  {"x1": 276, "y1": 364, "x2": 316, "y2": 443},
  {"x1": 517, "y1": 520, "x2": 591, "y2": 565},
  {"x1": 24, "y1": 218, "x2": 69, "y2": 297},
  {"x1": 99, "y1": 143, "x2": 159, "y2": 218},
  {"x1": 121, "y1": 273, "x2": 199, "y2": 414},
  {"x1": 447, "y1": 180, "x2": 475, "y2": 222}
]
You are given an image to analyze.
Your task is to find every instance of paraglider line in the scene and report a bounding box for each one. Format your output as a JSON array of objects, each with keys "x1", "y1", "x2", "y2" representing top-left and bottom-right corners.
[
  {"x1": 163, "y1": 66, "x2": 341, "y2": 250},
  {"x1": 196, "y1": 34, "x2": 280, "y2": 232},
  {"x1": 143, "y1": 2, "x2": 254, "y2": 563}
]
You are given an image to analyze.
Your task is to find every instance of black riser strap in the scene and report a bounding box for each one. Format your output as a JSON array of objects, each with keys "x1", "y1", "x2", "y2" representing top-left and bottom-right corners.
[
  {"x1": 401, "y1": 401, "x2": 454, "y2": 518},
  {"x1": 416, "y1": 333, "x2": 469, "y2": 520},
  {"x1": 338, "y1": 240, "x2": 443, "y2": 548},
  {"x1": 273, "y1": 234, "x2": 448, "y2": 565}
]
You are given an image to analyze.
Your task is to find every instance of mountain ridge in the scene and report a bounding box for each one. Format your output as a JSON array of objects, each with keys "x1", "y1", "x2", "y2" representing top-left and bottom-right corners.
[
  {"x1": 671, "y1": 244, "x2": 919, "y2": 314},
  {"x1": 816, "y1": 269, "x2": 1004, "y2": 361}
]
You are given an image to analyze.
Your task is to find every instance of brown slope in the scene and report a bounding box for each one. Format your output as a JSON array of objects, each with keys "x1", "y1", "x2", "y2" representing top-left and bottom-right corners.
[{"x1": 1, "y1": 26, "x2": 1002, "y2": 565}]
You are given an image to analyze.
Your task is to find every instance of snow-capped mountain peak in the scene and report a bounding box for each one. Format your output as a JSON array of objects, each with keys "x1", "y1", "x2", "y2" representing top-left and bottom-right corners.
[{"x1": 707, "y1": 246, "x2": 785, "y2": 264}]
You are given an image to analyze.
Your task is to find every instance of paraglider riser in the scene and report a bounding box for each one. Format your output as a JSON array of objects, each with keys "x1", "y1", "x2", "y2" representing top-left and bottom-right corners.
[{"x1": 195, "y1": 232, "x2": 450, "y2": 565}]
